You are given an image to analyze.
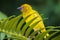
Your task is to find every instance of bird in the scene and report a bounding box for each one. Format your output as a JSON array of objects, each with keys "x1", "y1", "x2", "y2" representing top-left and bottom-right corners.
[{"x1": 17, "y1": 4, "x2": 49, "y2": 38}]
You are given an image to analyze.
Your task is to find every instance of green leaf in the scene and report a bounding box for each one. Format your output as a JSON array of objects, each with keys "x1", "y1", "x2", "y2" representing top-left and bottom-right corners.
[
  {"x1": 34, "y1": 28, "x2": 53, "y2": 40},
  {"x1": 34, "y1": 32, "x2": 46, "y2": 40},
  {"x1": 16, "y1": 14, "x2": 32, "y2": 33},
  {"x1": 21, "y1": 16, "x2": 38, "y2": 35},
  {"x1": 25, "y1": 20, "x2": 40, "y2": 37},
  {"x1": 52, "y1": 35, "x2": 60, "y2": 40},
  {"x1": 45, "y1": 31, "x2": 60, "y2": 40},
  {"x1": 10, "y1": 15, "x2": 22, "y2": 32}
]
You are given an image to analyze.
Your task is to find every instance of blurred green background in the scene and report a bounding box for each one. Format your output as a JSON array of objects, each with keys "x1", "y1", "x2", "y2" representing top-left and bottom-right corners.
[
  {"x1": 0, "y1": 0, "x2": 60, "y2": 26},
  {"x1": 0, "y1": 0, "x2": 60, "y2": 40}
]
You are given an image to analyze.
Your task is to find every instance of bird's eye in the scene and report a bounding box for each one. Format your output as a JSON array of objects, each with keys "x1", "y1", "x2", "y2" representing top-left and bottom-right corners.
[{"x1": 20, "y1": 7, "x2": 23, "y2": 10}]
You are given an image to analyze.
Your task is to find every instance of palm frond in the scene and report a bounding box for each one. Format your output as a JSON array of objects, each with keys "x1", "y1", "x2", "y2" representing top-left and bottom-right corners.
[{"x1": 0, "y1": 14, "x2": 60, "y2": 40}]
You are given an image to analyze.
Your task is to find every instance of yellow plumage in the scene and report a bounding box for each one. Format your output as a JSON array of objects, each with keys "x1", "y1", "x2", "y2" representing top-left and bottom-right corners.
[{"x1": 18, "y1": 4, "x2": 49, "y2": 38}]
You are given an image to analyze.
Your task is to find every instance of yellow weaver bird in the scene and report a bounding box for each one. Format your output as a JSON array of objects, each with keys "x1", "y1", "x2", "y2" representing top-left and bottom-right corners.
[{"x1": 17, "y1": 4, "x2": 49, "y2": 38}]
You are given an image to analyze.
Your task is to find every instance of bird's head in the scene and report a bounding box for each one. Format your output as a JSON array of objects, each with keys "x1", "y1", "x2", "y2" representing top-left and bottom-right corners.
[{"x1": 17, "y1": 4, "x2": 32, "y2": 13}]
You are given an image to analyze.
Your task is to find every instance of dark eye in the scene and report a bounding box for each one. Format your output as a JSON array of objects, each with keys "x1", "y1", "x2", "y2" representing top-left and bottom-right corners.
[
  {"x1": 20, "y1": 7, "x2": 23, "y2": 10},
  {"x1": 20, "y1": 7, "x2": 24, "y2": 10}
]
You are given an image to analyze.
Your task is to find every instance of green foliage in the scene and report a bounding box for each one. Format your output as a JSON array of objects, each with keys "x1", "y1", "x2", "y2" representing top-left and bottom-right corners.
[
  {"x1": 0, "y1": 11, "x2": 8, "y2": 40},
  {"x1": 0, "y1": 12, "x2": 7, "y2": 20},
  {"x1": 52, "y1": 35, "x2": 60, "y2": 40},
  {"x1": 0, "y1": 14, "x2": 60, "y2": 40}
]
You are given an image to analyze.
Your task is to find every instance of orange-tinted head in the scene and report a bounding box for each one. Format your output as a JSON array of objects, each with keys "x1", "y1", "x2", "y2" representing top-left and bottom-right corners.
[{"x1": 17, "y1": 4, "x2": 32, "y2": 13}]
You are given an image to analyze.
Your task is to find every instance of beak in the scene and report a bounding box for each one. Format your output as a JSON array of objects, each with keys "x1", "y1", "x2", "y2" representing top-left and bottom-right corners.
[{"x1": 17, "y1": 7, "x2": 22, "y2": 10}]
